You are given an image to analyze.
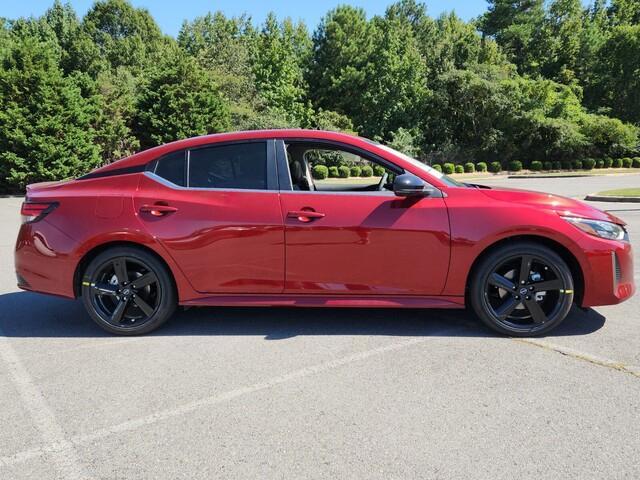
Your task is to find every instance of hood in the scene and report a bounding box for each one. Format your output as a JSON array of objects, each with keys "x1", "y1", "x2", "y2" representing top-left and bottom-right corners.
[{"x1": 478, "y1": 187, "x2": 626, "y2": 226}]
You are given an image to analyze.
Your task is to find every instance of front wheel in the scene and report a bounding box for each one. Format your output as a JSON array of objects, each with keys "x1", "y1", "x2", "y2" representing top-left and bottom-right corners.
[
  {"x1": 81, "y1": 247, "x2": 177, "y2": 335},
  {"x1": 469, "y1": 242, "x2": 574, "y2": 337}
]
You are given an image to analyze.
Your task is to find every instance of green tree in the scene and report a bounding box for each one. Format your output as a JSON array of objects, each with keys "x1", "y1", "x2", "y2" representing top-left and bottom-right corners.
[
  {"x1": 133, "y1": 49, "x2": 230, "y2": 149},
  {"x1": 0, "y1": 34, "x2": 100, "y2": 192},
  {"x1": 82, "y1": 0, "x2": 167, "y2": 71},
  {"x1": 253, "y1": 13, "x2": 311, "y2": 125}
]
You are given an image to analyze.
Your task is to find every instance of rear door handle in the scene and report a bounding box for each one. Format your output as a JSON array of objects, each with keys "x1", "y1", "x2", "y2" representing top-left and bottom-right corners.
[
  {"x1": 287, "y1": 210, "x2": 325, "y2": 223},
  {"x1": 140, "y1": 204, "x2": 178, "y2": 217}
]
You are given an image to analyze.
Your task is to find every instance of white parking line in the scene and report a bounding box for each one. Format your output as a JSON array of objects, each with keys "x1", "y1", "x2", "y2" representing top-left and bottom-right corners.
[
  {"x1": 0, "y1": 326, "x2": 91, "y2": 478},
  {"x1": 0, "y1": 326, "x2": 462, "y2": 468}
]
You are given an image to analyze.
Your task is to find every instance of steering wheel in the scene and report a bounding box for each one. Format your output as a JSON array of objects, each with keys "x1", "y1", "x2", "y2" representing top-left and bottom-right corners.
[{"x1": 377, "y1": 172, "x2": 389, "y2": 191}]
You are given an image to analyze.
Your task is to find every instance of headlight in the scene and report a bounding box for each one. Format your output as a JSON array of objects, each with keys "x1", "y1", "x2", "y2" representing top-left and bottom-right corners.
[{"x1": 562, "y1": 216, "x2": 628, "y2": 241}]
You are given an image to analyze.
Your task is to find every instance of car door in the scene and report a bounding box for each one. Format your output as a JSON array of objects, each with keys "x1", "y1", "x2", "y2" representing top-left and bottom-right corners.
[
  {"x1": 276, "y1": 140, "x2": 451, "y2": 296},
  {"x1": 134, "y1": 140, "x2": 285, "y2": 294}
]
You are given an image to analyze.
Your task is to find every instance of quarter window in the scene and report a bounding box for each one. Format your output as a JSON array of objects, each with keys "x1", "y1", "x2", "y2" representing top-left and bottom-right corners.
[
  {"x1": 154, "y1": 150, "x2": 186, "y2": 186},
  {"x1": 189, "y1": 142, "x2": 267, "y2": 190}
]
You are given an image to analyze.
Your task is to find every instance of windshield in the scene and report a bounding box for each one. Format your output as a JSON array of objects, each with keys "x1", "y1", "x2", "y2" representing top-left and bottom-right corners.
[{"x1": 376, "y1": 144, "x2": 465, "y2": 187}]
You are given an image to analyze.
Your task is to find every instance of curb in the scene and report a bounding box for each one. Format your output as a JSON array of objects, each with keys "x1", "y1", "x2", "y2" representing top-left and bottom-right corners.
[
  {"x1": 584, "y1": 194, "x2": 640, "y2": 203},
  {"x1": 0, "y1": 195, "x2": 25, "y2": 199},
  {"x1": 508, "y1": 174, "x2": 593, "y2": 179}
]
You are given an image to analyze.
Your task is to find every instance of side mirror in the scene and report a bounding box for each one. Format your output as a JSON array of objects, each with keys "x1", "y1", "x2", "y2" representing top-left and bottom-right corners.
[{"x1": 393, "y1": 173, "x2": 430, "y2": 197}]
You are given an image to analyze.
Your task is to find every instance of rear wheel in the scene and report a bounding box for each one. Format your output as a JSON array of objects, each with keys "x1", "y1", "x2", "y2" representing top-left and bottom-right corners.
[
  {"x1": 81, "y1": 247, "x2": 176, "y2": 335},
  {"x1": 469, "y1": 242, "x2": 574, "y2": 336}
]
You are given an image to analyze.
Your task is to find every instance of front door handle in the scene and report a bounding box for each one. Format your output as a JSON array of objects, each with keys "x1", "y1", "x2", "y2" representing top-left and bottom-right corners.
[
  {"x1": 287, "y1": 210, "x2": 325, "y2": 223},
  {"x1": 140, "y1": 204, "x2": 178, "y2": 217}
]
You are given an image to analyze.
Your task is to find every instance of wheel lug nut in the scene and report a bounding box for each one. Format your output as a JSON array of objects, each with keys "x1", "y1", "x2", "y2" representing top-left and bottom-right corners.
[
  {"x1": 515, "y1": 295, "x2": 520, "y2": 300},
  {"x1": 526, "y1": 296, "x2": 531, "y2": 300},
  {"x1": 521, "y1": 281, "x2": 525, "y2": 284},
  {"x1": 529, "y1": 286, "x2": 534, "y2": 291}
]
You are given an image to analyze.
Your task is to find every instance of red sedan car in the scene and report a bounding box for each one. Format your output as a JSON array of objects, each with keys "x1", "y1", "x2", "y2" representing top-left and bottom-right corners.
[{"x1": 15, "y1": 130, "x2": 634, "y2": 336}]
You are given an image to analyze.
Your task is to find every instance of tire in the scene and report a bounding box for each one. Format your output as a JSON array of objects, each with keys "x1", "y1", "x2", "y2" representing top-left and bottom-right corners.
[
  {"x1": 469, "y1": 242, "x2": 574, "y2": 337},
  {"x1": 81, "y1": 246, "x2": 177, "y2": 335}
]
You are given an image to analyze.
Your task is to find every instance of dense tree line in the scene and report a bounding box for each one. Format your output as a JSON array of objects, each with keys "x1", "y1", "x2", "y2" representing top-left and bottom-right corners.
[{"x1": 0, "y1": 0, "x2": 639, "y2": 192}]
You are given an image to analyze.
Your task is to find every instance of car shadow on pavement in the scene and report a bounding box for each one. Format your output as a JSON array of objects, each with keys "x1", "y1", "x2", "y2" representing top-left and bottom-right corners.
[{"x1": 0, "y1": 291, "x2": 606, "y2": 339}]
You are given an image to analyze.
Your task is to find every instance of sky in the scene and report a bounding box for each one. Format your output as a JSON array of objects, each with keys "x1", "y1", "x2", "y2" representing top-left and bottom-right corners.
[{"x1": 0, "y1": 0, "x2": 490, "y2": 37}]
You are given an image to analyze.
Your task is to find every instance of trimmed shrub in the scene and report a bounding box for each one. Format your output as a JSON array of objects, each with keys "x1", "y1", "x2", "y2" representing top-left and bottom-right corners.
[
  {"x1": 552, "y1": 161, "x2": 561, "y2": 170},
  {"x1": 604, "y1": 157, "x2": 613, "y2": 168},
  {"x1": 443, "y1": 163, "x2": 455, "y2": 174},
  {"x1": 612, "y1": 158, "x2": 623, "y2": 168},
  {"x1": 582, "y1": 158, "x2": 596, "y2": 170},
  {"x1": 543, "y1": 161, "x2": 552, "y2": 171},
  {"x1": 432, "y1": 164, "x2": 443, "y2": 173},
  {"x1": 476, "y1": 162, "x2": 487, "y2": 172},
  {"x1": 361, "y1": 165, "x2": 373, "y2": 177},
  {"x1": 312, "y1": 165, "x2": 328, "y2": 180},
  {"x1": 464, "y1": 162, "x2": 475, "y2": 173},
  {"x1": 530, "y1": 161, "x2": 543, "y2": 171},
  {"x1": 622, "y1": 157, "x2": 633, "y2": 168},
  {"x1": 561, "y1": 161, "x2": 573, "y2": 170},
  {"x1": 508, "y1": 160, "x2": 522, "y2": 171},
  {"x1": 328, "y1": 166, "x2": 339, "y2": 178},
  {"x1": 338, "y1": 165, "x2": 350, "y2": 178},
  {"x1": 455, "y1": 165, "x2": 464, "y2": 174},
  {"x1": 596, "y1": 160, "x2": 605, "y2": 169},
  {"x1": 572, "y1": 159, "x2": 583, "y2": 169},
  {"x1": 633, "y1": 158, "x2": 640, "y2": 168},
  {"x1": 373, "y1": 165, "x2": 385, "y2": 177},
  {"x1": 350, "y1": 166, "x2": 361, "y2": 177},
  {"x1": 489, "y1": 161, "x2": 502, "y2": 173}
]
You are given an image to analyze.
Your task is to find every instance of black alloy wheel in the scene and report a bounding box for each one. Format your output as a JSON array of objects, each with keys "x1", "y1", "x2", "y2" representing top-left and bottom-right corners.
[
  {"x1": 470, "y1": 242, "x2": 574, "y2": 336},
  {"x1": 81, "y1": 247, "x2": 176, "y2": 335}
]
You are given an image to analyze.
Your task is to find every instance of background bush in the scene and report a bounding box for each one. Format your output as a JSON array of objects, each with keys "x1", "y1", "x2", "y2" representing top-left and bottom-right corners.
[
  {"x1": 612, "y1": 158, "x2": 623, "y2": 168},
  {"x1": 489, "y1": 161, "x2": 502, "y2": 173},
  {"x1": 552, "y1": 161, "x2": 561, "y2": 170},
  {"x1": 432, "y1": 164, "x2": 443, "y2": 173},
  {"x1": 596, "y1": 160, "x2": 605, "y2": 169},
  {"x1": 312, "y1": 165, "x2": 328, "y2": 179},
  {"x1": 455, "y1": 165, "x2": 464, "y2": 174},
  {"x1": 582, "y1": 158, "x2": 596, "y2": 170},
  {"x1": 633, "y1": 158, "x2": 640, "y2": 168},
  {"x1": 604, "y1": 158, "x2": 614, "y2": 168},
  {"x1": 508, "y1": 160, "x2": 522, "y2": 171},
  {"x1": 572, "y1": 159, "x2": 583, "y2": 169},
  {"x1": 361, "y1": 165, "x2": 373, "y2": 177},
  {"x1": 464, "y1": 162, "x2": 475, "y2": 173},
  {"x1": 476, "y1": 162, "x2": 487, "y2": 172},
  {"x1": 328, "y1": 166, "x2": 339, "y2": 178},
  {"x1": 530, "y1": 161, "x2": 542, "y2": 171},
  {"x1": 622, "y1": 157, "x2": 633, "y2": 168},
  {"x1": 373, "y1": 165, "x2": 385, "y2": 177},
  {"x1": 350, "y1": 166, "x2": 361, "y2": 177},
  {"x1": 561, "y1": 161, "x2": 573, "y2": 170},
  {"x1": 338, "y1": 165, "x2": 350, "y2": 178},
  {"x1": 443, "y1": 163, "x2": 455, "y2": 174},
  {"x1": 543, "y1": 161, "x2": 552, "y2": 170}
]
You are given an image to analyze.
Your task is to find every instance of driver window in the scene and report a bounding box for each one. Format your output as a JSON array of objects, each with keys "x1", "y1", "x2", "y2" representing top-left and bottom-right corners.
[{"x1": 284, "y1": 142, "x2": 396, "y2": 193}]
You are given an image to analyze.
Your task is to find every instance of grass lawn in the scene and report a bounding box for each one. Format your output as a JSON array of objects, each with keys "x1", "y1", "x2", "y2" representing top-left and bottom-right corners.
[{"x1": 596, "y1": 188, "x2": 640, "y2": 197}]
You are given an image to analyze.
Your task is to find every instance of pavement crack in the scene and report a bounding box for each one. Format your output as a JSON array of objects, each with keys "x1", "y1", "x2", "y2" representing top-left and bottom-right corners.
[{"x1": 515, "y1": 338, "x2": 640, "y2": 378}]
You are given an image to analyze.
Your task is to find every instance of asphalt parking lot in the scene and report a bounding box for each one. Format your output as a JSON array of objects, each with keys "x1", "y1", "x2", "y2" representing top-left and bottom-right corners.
[{"x1": 1, "y1": 174, "x2": 639, "y2": 479}]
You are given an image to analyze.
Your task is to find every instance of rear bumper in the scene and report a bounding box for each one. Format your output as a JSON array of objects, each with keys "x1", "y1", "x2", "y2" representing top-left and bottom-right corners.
[
  {"x1": 14, "y1": 221, "x2": 78, "y2": 299},
  {"x1": 580, "y1": 239, "x2": 635, "y2": 307}
]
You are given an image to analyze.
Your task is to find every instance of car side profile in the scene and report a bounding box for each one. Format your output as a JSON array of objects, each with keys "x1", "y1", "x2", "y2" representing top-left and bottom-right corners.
[{"x1": 15, "y1": 130, "x2": 635, "y2": 336}]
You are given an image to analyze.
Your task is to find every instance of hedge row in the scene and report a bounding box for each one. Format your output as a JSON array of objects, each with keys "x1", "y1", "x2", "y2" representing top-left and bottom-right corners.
[
  {"x1": 434, "y1": 157, "x2": 640, "y2": 174},
  {"x1": 312, "y1": 164, "x2": 386, "y2": 179}
]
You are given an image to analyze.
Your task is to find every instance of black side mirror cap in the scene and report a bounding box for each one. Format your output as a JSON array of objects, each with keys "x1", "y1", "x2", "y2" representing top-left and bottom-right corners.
[{"x1": 393, "y1": 173, "x2": 439, "y2": 197}]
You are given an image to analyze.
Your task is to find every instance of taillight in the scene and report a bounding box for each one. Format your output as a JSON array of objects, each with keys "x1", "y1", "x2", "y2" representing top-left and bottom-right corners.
[{"x1": 20, "y1": 202, "x2": 58, "y2": 224}]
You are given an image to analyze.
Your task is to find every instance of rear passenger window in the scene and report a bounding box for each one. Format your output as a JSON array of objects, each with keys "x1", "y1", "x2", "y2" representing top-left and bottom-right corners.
[
  {"x1": 188, "y1": 143, "x2": 267, "y2": 190},
  {"x1": 154, "y1": 150, "x2": 186, "y2": 186}
]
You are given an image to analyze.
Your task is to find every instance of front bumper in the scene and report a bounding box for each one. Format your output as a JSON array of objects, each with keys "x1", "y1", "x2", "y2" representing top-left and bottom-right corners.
[{"x1": 580, "y1": 239, "x2": 635, "y2": 307}]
